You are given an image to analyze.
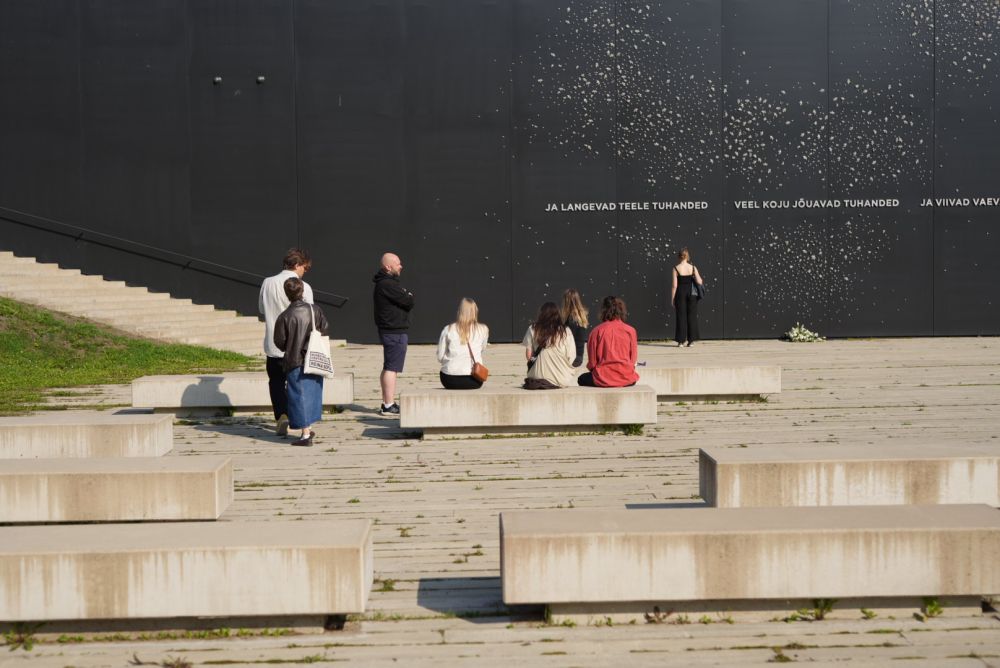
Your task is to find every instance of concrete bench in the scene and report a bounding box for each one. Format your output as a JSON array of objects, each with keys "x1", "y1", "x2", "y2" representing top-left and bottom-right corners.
[
  {"x1": 399, "y1": 385, "x2": 657, "y2": 439},
  {"x1": 500, "y1": 505, "x2": 1000, "y2": 623},
  {"x1": 0, "y1": 456, "x2": 233, "y2": 522},
  {"x1": 132, "y1": 372, "x2": 354, "y2": 415},
  {"x1": 700, "y1": 444, "x2": 1000, "y2": 508},
  {"x1": 0, "y1": 413, "x2": 172, "y2": 459},
  {"x1": 636, "y1": 365, "x2": 780, "y2": 400},
  {"x1": 0, "y1": 520, "x2": 373, "y2": 621}
]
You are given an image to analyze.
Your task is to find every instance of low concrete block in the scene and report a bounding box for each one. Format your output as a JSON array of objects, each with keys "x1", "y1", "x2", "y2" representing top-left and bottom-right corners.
[
  {"x1": 500, "y1": 505, "x2": 1000, "y2": 612},
  {"x1": 0, "y1": 413, "x2": 172, "y2": 459},
  {"x1": 701, "y1": 444, "x2": 1000, "y2": 508},
  {"x1": 637, "y1": 365, "x2": 780, "y2": 400},
  {"x1": 399, "y1": 385, "x2": 657, "y2": 438},
  {"x1": 132, "y1": 373, "x2": 354, "y2": 414},
  {"x1": 0, "y1": 456, "x2": 233, "y2": 522},
  {"x1": 0, "y1": 520, "x2": 373, "y2": 620}
]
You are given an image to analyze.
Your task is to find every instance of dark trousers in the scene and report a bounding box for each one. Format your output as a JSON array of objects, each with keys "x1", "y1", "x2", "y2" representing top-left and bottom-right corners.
[
  {"x1": 674, "y1": 291, "x2": 700, "y2": 344},
  {"x1": 440, "y1": 372, "x2": 483, "y2": 390},
  {"x1": 578, "y1": 372, "x2": 635, "y2": 388},
  {"x1": 266, "y1": 356, "x2": 288, "y2": 421}
]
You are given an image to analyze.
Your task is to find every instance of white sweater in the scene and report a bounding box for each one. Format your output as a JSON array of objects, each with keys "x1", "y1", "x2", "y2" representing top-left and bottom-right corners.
[
  {"x1": 437, "y1": 324, "x2": 489, "y2": 376},
  {"x1": 258, "y1": 270, "x2": 314, "y2": 358}
]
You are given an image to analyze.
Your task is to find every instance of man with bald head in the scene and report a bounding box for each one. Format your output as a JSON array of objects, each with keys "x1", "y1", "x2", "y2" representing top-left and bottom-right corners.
[{"x1": 372, "y1": 252, "x2": 414, "y2": 415}]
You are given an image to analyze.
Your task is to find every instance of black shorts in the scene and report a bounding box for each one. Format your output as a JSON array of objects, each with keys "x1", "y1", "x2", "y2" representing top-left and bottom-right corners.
[{"x1": 379, "y1": 330, "x2": 408, "y2": 373}]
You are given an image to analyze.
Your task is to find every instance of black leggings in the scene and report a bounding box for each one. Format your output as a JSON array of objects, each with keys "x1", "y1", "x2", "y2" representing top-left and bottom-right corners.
[
  {"x1": 439, "y1": 372, "x2": 483, "y2": 390},
  {"x1": 674, "y1": 291, "x2": 700, "y2": 344},
  {"x1": 577, "y1": 372, "x2": 635, "y2": 388}
]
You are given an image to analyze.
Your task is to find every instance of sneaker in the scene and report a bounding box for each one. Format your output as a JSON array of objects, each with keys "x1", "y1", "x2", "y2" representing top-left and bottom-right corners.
[
  {"x1": 379, "y1": 403, "x2": 400, "y2": 416},
  {"x1": 290, "y1": 433, "x2": 314, "y2": 447},
  {"x1": 276, "y1": 414, "x2": 289, "y2": 437}
]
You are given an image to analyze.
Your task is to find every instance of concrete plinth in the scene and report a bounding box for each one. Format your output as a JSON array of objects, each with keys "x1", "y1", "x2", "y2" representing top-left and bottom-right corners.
[
  {"x1": 636, "y1": 365, "x2": 780, "y2": 400},
  {"x1": 701, "y1": 444, "x2": 1000, "y2": 508},
  {"x1": 132, "y1": 373, "x2": 354, "y2": 415},
  {"x1": 0, "y1": 456, "x2": 233, "y2": 522},
  {"x1": 500, "y1": 505, "x2": 1000, "y2": 612},
  {"x1": 399, "y1": 385, "x2": 657, "y2": 437},
  {"x1": 0, "y1": 413, "x2": 173, "y2": 459},
  {"x1": 0, "y1": 520, "x2": 373, "y2": 620}
]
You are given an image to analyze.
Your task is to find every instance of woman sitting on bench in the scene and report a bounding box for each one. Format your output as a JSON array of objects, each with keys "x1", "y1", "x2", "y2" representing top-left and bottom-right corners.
[
  {"x1": 437, "y1": 298, "x2": 489, "y2": 390},
  {"x1": 578, "y1": 296, "x2": 639, "y2": 388},
  {"x1": 522, "y1": 302, "x2": 577, "y2": 389}
]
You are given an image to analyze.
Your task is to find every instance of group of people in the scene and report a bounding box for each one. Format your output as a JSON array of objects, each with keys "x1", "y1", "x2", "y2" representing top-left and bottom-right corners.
[{"x1": 258, "y1": 247, "x2": 704, "y2": 444}]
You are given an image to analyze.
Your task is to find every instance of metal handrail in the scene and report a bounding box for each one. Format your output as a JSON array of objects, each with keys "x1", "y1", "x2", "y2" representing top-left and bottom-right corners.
[{"x1": 0, "y1": 206, "x2": 349, "y2": 308}]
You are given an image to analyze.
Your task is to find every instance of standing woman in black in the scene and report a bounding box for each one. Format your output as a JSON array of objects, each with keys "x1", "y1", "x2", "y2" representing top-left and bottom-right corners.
[{"x1": 671, "y1": 248, "x2": 704, "y2": 347}]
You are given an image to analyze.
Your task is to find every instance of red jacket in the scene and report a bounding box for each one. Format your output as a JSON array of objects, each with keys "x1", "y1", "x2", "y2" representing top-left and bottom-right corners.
[{"x1": 587, "y1": 319, "x2": 639, "y2": 387}]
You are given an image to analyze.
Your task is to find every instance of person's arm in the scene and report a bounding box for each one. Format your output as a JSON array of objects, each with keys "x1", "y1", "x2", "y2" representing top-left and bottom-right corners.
[
  {"x1": 303, "y1": 281, "x2": 315, "y2": 305},
  {"x1": 629, "y1": 327, "x2": 638, "y2": 366},
  {"x1": 693, "y1": 266, "x2": 704, "y2": 285},
  {"x1": 436, "y1": 326, "x2": 449, "y2": 364},
  {"x1": 315, "y1": 306, "x2": 329, "y2": 335},
  {"x1": 670, "y1": 267, "x2": 678, "y2": 305},
  {"x1": 478, "y1": 326, "x2": 490, "y2": 357},
  {"x1": 383, "y1": 282, "x2": 415, "y2": 310},
  {"x1": 522, "y1": 328, "x2": 534, "y2": 361},
  {"x1": 273, "y1": 315, "x2": 288, "y2": 352},
  {"x1": 586, "y1": 328, "x2": 598, "y2": 371},
  {"x1": 258, "y1": 281, "x2": 268, "y2": 316}
]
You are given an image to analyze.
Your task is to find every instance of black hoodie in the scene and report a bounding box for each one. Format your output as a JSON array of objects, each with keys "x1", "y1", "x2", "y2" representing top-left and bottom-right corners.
[{"x1": 372, "y1": 270, "x2": 414, "y2": 332}]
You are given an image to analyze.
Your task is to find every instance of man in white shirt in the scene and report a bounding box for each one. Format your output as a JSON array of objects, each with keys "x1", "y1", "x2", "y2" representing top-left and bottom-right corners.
[{"x1": 259, "y1": 248, "x2": 314, "y2": 436}]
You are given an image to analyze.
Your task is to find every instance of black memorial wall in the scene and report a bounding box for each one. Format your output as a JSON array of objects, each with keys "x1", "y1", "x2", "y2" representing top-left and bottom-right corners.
[{"x1": 1, "y1": 0, "x2": 997, "y2": 342}]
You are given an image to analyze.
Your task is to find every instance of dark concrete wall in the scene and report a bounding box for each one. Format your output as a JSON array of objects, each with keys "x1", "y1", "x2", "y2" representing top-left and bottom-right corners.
[{"x1": 2, "y1": 0, "x2": 998, "y2": 342}]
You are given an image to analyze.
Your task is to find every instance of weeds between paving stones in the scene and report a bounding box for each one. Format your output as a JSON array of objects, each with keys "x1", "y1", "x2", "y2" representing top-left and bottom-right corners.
[{"x1": 3, "y1": 622, "x2": 42, "y2": 652}]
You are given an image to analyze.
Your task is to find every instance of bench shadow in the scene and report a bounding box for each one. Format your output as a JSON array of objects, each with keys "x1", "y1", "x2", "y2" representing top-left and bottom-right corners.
[
  {"x1": 415, "y1": 576, "x2": 538, "y2": 622},
  {"x1": 356, "y1": 415, "x2": 418, "y2": 440},
  {"x1": 625, "y1": 501, "x2": 711, "y2": 509}
]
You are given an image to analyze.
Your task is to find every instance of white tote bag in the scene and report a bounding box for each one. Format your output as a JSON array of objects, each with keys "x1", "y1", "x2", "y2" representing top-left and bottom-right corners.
[{"x1": 303, "y1": 305, "x2": 335, "y2": 379}]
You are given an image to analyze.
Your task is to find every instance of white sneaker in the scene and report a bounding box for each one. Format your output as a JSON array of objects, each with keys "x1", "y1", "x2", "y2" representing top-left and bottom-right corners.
[{"x1": 276, "y1": 414, "x2": 290, "y2": 437}]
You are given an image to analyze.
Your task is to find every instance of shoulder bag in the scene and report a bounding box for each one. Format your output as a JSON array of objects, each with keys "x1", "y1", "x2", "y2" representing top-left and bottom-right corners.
[
  {"x1": 526, "y1": 344, "x2": 542, "y2": 370},
  {"x1": 467, "y1": 340, "x2": 489, "y2": 383},
  {"x1": 303, "y1": 305, "x2": 336, "y2": 379},
  {"x1": 691, "y1": 265, "x2": 706, "y2": 300}
]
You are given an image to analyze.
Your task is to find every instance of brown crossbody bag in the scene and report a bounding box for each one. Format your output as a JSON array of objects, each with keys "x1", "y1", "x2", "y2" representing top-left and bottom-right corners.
[{"x1": 467, "y1": 341, "x2": 489, "y2": 383}]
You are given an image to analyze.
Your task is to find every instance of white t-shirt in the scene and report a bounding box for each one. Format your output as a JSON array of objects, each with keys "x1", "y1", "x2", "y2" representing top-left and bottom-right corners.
[
  {"x1": 258, "y1": 270, "x2": 314, "y2": 358},
  {"x1": 437, "y1": 323, "x2": 489, "y2": 376}
]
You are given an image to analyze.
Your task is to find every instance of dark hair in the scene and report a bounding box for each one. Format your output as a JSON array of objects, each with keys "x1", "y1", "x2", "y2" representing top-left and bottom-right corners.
[
  {"x1": 283, "y1": 277, "x2": 304, "y2": 302},
  {"x1": 283, "y1": 248, "x2": 312, "y2": 270},
  {"x1": 531, "y1": 302, "x2": 566, "y2": 350},
  {"x1": 600, "y1": 296, "x2": 627, "y2": 322}
]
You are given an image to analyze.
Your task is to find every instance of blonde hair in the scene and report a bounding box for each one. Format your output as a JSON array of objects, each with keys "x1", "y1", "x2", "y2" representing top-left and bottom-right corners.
[
  {"x1": 454, "y1": 298, "x2": 483, "y2": 344},
  {"x1": 677, "y1": 247, "x2": 690, "y2": 262},
  {"x1": 560, "y1": 289, "x2": 589, "y2": 328}
]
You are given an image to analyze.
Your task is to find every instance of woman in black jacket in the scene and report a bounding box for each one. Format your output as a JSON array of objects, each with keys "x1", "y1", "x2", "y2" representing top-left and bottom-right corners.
[
  {"x1": 560, "y1": 288, "x2": 589, "y2": 367},
  {"x1": 273, "y1": 277, "x2": 329, "y2": 446}
]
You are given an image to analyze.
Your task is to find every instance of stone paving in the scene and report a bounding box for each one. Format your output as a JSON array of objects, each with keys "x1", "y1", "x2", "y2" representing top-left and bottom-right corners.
[{"x1": 4, "y1": 337, "x2": 1000, "y2": 667}]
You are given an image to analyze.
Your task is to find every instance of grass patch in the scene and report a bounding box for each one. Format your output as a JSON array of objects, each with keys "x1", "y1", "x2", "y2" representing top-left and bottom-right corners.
[{"x1": 0, "y1": 298, "x2": 257, "y2": 414}]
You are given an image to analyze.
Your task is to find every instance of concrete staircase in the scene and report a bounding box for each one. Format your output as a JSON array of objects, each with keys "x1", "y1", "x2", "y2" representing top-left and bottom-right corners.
[{"x1": 0, "y1": 251, "x2": 263, "y2": 357}]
